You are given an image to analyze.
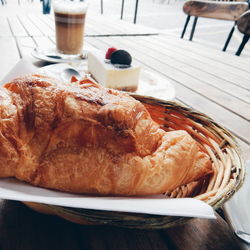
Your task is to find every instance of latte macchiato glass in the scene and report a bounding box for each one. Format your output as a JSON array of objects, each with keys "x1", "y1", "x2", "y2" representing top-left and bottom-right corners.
[{"x1": 53, "y1": 0, "x2": 88, "y2": 56}]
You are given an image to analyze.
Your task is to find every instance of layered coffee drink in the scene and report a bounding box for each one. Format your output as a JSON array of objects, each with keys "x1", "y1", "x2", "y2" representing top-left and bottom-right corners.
[{"x1": 53, "y1": 0, "x2": 88, "y2": 55}]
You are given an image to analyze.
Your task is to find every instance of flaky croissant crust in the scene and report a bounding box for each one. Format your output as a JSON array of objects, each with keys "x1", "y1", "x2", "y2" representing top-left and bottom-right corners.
[{"x1": 0, "y1": 75, "x2": 212, "y2": 195}]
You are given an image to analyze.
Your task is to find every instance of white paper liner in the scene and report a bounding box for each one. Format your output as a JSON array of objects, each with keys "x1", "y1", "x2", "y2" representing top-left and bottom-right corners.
[{"x1": 0, "y1": 178, "x2": 215, "y2": 219}]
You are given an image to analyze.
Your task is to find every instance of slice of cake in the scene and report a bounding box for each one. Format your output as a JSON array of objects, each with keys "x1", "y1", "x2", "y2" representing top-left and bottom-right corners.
[{"x1": 87, "y1": 48, "x2": 141, "y2": 92}]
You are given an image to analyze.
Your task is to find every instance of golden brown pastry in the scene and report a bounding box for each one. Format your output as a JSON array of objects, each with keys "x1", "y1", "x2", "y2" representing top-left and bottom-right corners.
[{"x1": 0, "y1": 74, "x2": 212, "y2": 195}]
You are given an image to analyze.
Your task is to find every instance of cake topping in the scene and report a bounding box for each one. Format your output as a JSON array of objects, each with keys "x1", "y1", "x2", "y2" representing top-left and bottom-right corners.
[
  {"x1": 110, "y1": 50, "x2": 132, "y2": 66},
  {"x1": 105, "y1": 47, "x2": 117, "y2": 59}
]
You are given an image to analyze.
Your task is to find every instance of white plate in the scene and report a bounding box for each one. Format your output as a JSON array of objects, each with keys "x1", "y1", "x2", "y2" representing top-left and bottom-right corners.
[
  {"x1": 38, "y1": 63, "x2": 176, "y2": 100},
  {"x1": 32, "y1": 47, "x2": 87, "y2": 64}
]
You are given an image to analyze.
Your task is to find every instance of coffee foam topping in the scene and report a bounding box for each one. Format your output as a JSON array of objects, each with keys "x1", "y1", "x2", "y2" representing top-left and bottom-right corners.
[{"x1": 53, "y1": 0, "x2": 88, "y2": 14}]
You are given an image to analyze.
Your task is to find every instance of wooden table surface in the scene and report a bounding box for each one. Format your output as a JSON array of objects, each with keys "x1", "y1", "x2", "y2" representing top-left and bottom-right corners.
[
  {"x1": 0, "y1": 200, "x2": 243, "y2": 250},
  {"x1": 0, "y1": 13, "x2": 249, "y2": 250}
]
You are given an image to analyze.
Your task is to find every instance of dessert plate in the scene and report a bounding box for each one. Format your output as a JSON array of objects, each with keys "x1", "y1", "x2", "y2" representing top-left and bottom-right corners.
[{"x1": 38, "y1": 63, "x2": 176, "y2": 100}]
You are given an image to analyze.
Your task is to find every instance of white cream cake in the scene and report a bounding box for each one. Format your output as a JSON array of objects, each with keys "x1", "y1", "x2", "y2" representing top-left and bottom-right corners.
[{"x1": 87, "y1": 50, "x2": 141, "y2": 92}]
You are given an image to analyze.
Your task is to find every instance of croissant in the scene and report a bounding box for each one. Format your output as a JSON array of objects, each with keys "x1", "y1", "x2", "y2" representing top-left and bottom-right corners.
[{"x1": 0, "y1": 74, "x2": 212, "y2": 195}]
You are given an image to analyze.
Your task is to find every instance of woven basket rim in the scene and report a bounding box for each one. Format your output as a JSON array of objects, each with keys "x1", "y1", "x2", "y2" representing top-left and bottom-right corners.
[
  {"x1": 131, "y1": 94, "x2": 239, "y2": 142},
  {"x1": 130, "y1": 94, "x2": 245, "y2": 208}
]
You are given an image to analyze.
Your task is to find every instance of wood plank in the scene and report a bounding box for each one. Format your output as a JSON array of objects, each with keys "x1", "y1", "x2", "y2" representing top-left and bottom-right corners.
[
  {"x1": 237, "y1": 140, "x2": 250, "y2": 159},
  {"x1": 87, "y1": 16, "x2": 136, "y2": 36},
  {"x1": 0, "y1": 202, "x2": 243, "y2": 250},
  {"x1": 33, "y1": 36, "x2": 55, "y2": 48},
  {"x1": 173, "y1": 83, "x2": 250, "y2": 159},
  {"x1": 97, "y1": 36, "x2": 250, "y2": 121},
  {"x1": 99, "y1": 16, "x2": 159, "y2": 35},
  {"x1": 183, "y1": 1, "x2": 249, "y2": 21},
  {"x1": 39, "y1": 14, "x2": 158, "y2": 36},
  {"x1": 85, "y1": 37, "x2": 250, "y2": 148},
  {"x1": 16, "y1": 36, "x2": 36, "y2": 58},
  {"x1": 171, "y1": 78, "x2": 250, "y2": 158},
  {"x1": 0, "y1": 17, "x2": 12, "y2": 37},
  {"x1": 85, "y1": 18, "x2": 108, "y2": 36},
  {"x1": 0, "y1": 200, "x2": 82, "y2": 250},
  {"x1": 0, "y1": 37, "x2": 20, "y2": 80},
  {"x1": 37, "y1": 14, "x2": 55, "y2": 31},
  {"x1": 28, "y1": 14, "x2": 54, "y2": 36},
  {"x1": 86, "y1": 15, "x2": 159, "y2": 36},
  {"x1": 132, "y1": 36, "x2": 250, "y2": 104},
  {"x1": 78, "y1": 226, "x2": 170, "y2": 250},
  {"x1": 41, "y1": 14, "x2": 139, "y2": 37},
  {"x1": 7, "y1": 16, "x2": 28, "y2": 37},
  {"x1": 153, "y1": 37, "x2": 250, "y2": 90},
  {"x1": 0, "y1": 200, "x2": 169, "y2": 250},
  {"x1": 142, "y1": 35, "x2": 250, "y2": 90},
  {"x1": 48, "y1": 35, "x2": 56, "y2": 44},
  {"x1": 160, "y1": 34, "x2": 250, "y2": 73},
  {"x1": 17, "y1": 15, "x2": 43, "y2": 36},
  {"x1": 163, "y1": 214, "x2": 243, "y2": 250},
  {"x1": 157, "y1": 35, "x2": 250, "y2": 83}
]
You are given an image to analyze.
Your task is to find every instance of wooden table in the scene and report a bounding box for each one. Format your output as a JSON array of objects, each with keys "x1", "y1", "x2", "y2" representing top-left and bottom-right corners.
[
  {"x1": 0, "y1": 13, "x2": 249, "y2": 250},
  {"x1": 0, "y1": 200, "x2": 243, "y2": 250}
]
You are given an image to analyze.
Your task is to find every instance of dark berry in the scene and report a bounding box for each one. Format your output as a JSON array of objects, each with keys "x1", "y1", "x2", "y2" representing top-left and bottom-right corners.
[{"x1": 110, "y1": 50, "x2": 132, "y2": 65}]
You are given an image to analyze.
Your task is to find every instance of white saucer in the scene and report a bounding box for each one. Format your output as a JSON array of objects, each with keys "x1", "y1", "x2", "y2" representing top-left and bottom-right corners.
[
  {"x1": 32, "y1": 47, "x2": 87, "y2": 63},
  {"x1": 38, "y1": 63, "x2": 176, "y2": 101}
]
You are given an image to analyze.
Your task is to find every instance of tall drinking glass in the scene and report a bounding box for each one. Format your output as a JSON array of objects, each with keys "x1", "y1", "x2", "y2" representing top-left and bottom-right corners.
[{"x1": 53, "y1": 0, "x2": 88, "y2": 57}]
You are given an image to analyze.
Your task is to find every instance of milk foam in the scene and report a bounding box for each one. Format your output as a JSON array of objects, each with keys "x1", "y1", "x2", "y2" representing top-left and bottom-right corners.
[{"x1": 53, "y1": 0, "x2": 88, "y2": 14}]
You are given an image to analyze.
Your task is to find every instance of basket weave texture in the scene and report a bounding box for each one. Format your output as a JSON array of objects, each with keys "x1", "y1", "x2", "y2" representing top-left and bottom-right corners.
[{"x1": 25, "y1": 96, "x2": 245, "y2": 229}]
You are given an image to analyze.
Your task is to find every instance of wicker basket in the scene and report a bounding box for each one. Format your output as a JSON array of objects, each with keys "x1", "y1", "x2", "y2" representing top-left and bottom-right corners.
[{"x1": 24, "y1": 95, "x2": 245, "y2": 229}]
